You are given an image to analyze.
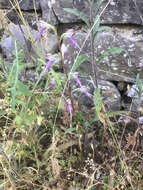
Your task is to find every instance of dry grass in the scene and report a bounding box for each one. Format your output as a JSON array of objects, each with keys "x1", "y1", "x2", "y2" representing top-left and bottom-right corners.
[{"x1": 0, "y1": 0, "x2": 143, "y2": 189}]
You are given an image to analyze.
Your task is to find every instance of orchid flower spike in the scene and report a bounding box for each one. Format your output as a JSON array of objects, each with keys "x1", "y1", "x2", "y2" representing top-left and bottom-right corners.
[
  {"x1": 68, "y1": 36, "x2": 80, "y2": 49},
  {"x1": 72, "y1": 72, "x2": 82, "y2": 87},
  {"x1": 46, "y1": 60, "x2": 53, "y2": 72},
  {"x1": 47, "y1": 78, "x2": 56, "y2": 90},
  {"x1": 64, "y1": 29, "x2": 75, "y2": 38},
  {"x1": 64, "y1": 29, "x2": 80, "y2": 50},
  {"x1": 61, "y1": 43, "x2": 69, "y2": 58},
  {"x1": 45, "y1": 53, "x2": 55, "y2": 72},
  {"x1": 66, "y1": 99, "x2": 73, "y2": 126},
  {"x1": 80, "y1": 86, "x2": 92, "y2": 98}
]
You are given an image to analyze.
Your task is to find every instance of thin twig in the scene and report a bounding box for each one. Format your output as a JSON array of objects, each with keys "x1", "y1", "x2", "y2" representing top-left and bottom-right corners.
[{"x1": 90, "y1": 0, "x2": 98, "y2": 88}]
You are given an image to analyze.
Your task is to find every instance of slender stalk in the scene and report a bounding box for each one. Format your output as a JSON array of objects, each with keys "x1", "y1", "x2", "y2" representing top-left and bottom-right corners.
[
  {"x1": 57, "y1": 38, "x2": 75, "y2": 112},
  {"x1": 90, "y1": 0, "x2": 98, "y2": 88}
]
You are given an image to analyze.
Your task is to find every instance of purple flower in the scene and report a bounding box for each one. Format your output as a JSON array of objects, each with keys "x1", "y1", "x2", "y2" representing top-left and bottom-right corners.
[
  {"x1": 35, "y1": 28, "x2": 46, "y2": 42},
  {"x1": 66, "y1": 99, "x2": 73, "y2": 127},
  {"x1": 46, "y1": 53, "x2": 54, "y2": 61},
  {"x1": 66, "y1": 99, "x2": 73, "y2": 114},
  {"x1": 45, "y1": 53, "x2": 55, "y2": 72},
  {"x1": 36, "y1": 20, "x2": 56, "y2": 42},
  {"x1": 80, "y1": 86, "x2": 92, "y2": 98},
  {"x1": 64, "y1": 29, "x2": 75, "y2": 38},
  {"x1": 46, "y1": 60, "x2": 53, "y2": 72},
  {"x1": 64, "y1": 29, "x2": 80, "y2": 50},
  {"x1": 35, "y1": 20, "x2": 47, "y2": 42},
  {"x1": 68, "y1": 36, "x2": 80, "y2": 50},
  {"x1": 61, "y1": 44, "x2": 69, "y2": 58},
  {"x1": 37, "y1": 20, "x2": 49, "y2": 30},
  {"x1": 72, "y1": 72, "x2": 82, "y2": 87},
  {"x1": 39, "y1": 27, "x2": 46, "y2": 36},
  {"x1": 47, "y1": 78, "x2": 56, "y2": 90}
]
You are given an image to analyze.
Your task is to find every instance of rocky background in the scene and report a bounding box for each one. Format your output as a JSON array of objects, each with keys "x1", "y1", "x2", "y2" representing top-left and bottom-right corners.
[{"x1": 0, "y1": 0, "x2": 143, "y2": 114}]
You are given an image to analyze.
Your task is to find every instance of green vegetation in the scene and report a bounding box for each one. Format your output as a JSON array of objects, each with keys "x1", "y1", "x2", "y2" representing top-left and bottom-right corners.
[{"x1": 0, "y1": 0, "x2": 143, "y2": 189}]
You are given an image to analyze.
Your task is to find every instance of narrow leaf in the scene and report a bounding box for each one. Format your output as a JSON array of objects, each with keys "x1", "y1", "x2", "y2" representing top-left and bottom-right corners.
[
  {"x1": 64, "y1": 8, "x2": 90, "y2": 27},
  {"x1": 93, "y1": 15, "x2": 100, "y2": 33},
  {"x1": 15, "y1": 99, "x2": 27, "y2": 106},
  {"x1": 105, "y1": 111, "x2": 127, "y2": 118},
  {"x1": 135, "y1": 74, "x2": 143, "y2": 95},
  {"x1": 65, "y1": 127, "x2": 76, "y2": 135},
  {"x1": 93, "y1": 15, "x2": 100, "y2": 44},
  {"x1": 71, "y1": 54, "x2": 89, "y2": 73},
  {"x1": 94, "y1": 0, "x2": 104, "y2": 14},
  {"x1": 97, "y1": 26, "x2": 111, "y2": 32},
  {"x1": 94, "y1": 88, "x2": 102, "y2": 114},
  {"x1": 17, "y1": 81, "x2": 31, "y2": 96},
  {"x1": 97, "y1": 47, "x2": 129, "y2": 65}
]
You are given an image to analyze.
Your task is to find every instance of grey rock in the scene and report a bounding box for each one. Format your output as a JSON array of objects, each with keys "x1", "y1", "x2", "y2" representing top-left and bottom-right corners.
[
  {"x1": 19, "y1": 0, "x2": 40, "y2": 11},
  {"x1": 0, "y1": 0, "x2": 11, "y2": 9},
  {"x1": 6, "y1": 10, "x2": 40, "y2": 29},
  {"x1": 62, "y1": 27, "x2": 143, "y2": 83},
  {"x1": 0, "y1": 0, "x2": 40, "y2": 10},
  {"x1": 0, "y1": 23, "x2": 30, "y2": 59},
  {"x1": 0, "y1": 23, "x2": 58, "y2": 61},
  {"x1": 122, "y1": 84, "x2": 143, "y2": 112},
  {"x1": 40, "y1": 0, "x2": 143, "y2": 25},
  {"x1": 40, "y1": 0, "x2": 58, "y2": 25},
  {"x1": 25, "y1": 69, "x2": 39, "y2": 82},
  {"x1": 70, "y1": 78, "x2": 121, "y2": 112},
  {"x1": 127, "y1": 85, "x2": 142, "y2": 98},
  {"x1": 139, "y1": 116, "x2": 143, "y2": 124},
  {"x1": 100, "y1": 0, "x2": 143, "y2": 25},
  {"x1": 33, "y1": 32, "x2": 58, "y2": 57}
]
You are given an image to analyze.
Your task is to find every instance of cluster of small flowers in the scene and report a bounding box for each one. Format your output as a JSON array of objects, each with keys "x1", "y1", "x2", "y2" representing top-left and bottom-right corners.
[
  {"x1": 38, "y1": 21, "x2": 92, "y2": 125},
  {"x1": 62, "y1": 30, "x2": 92, "y2": 98},
  {"x1": 72, "y1": 72, "x2": 92, "y2": 98},
  {"x1": 45, "y1": 53, "x2": 54, "y2": 72}
]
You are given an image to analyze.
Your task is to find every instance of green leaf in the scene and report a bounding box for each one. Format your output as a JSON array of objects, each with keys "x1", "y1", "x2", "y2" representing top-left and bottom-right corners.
[
  {"x1": 97, "y1": 47, "x2": 128, "y2": 65},
  {"x1": 89, "y1": 115, "x2": 99, "y2": 124},
  {"x1": 64, "y1": 8, "x2": 90, "y2": 27},
  {"x1": 135, "y1": 74, "x2": 143, "y2": 96},
  {"x1": 17, "y1": 81, "x2": 31, "y2": 96},
  {"x1": 93, "y1": 15, "x2": 100, "y2": 33},
  {"x1": 7, "y1": 41, "x2": 19, "y2": 111},
  {"x1": 19, "y1": 62, "x2": 33, "y2": 71},
  {"x1": 97, "y1": 26, "x2": 111, "y2": 32},
  {"x1": 71, "y1": 54, "x2": 89, "y2": 73},
  {"x1": 94, "y1": 88, "x2": 102, "y2": 114},
  {"x1": 0, "y1": 110, "x2": 7, "y2": 116},
  {"x1": 64, "y1": 127, "x2": 76, "y2": 135},
  {"x1": 14, "y1": 115, "x2": 23, "y2": 125},
  {"x1": 94, "y1": 0, "x2": 104, "y2": 14},
  {"x1": 93, "y1": 15, "x2": 100, "y2": 45},
  {"x1": 94, "y1": 25, "x2": 111, "y2": 45},
  {"x1": 104, "y1": 111, "x2": 127, "y2": 118},
  {"x1": 50, "y1": 69, "x2": 62, "y2": 92},
  {"x1": 15, "y1": 99, "x2": 27, "y2": 106},
  {"x1": 8, "y1": 86, "x2": 17, "y2": 111}
]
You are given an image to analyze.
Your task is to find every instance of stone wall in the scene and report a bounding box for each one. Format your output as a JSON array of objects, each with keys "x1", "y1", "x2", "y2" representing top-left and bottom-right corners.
[
  {"x1": 0, "y1": 0, "x2": 143, "y2": 112},
  {"x1": 0, "y1": 0, "x2": 143, "y2": 25}
]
